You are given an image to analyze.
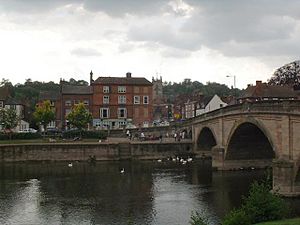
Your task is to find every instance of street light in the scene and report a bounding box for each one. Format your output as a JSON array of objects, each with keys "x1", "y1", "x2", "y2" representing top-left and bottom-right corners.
[{"x1": 226, "y1": 75, "x2": 236, "y2": 89}]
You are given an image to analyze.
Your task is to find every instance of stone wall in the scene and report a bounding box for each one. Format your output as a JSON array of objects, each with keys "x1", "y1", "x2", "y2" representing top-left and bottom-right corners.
[{"x1": 0, "y1": 142, "x2": 193, "y2": 162}]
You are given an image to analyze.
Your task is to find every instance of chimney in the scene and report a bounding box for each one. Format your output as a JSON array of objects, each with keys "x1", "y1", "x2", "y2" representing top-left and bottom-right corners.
[
  {"x1": 256, "y1": 80, "x2": 262, "y2": 86},
  {"x1": 126, "y1": 72, "x2": 132, "y2": 78},
  {"x1": 90, "y1": 70, "x2": 93, "y2": 85}
]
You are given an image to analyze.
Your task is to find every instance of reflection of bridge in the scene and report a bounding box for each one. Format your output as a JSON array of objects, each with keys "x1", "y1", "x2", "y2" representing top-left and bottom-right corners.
[{"x1": 181, "y1": 100, "x2": 300, "y2": 196}]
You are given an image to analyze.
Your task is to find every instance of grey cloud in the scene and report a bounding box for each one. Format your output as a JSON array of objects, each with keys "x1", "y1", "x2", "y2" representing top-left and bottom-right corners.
[
  {"x1": 126, "y1": 0, "x2": 300, "y2": 58},
  {"x1": 1, "y1": 0, "x2": 300, "y2": 59},
  {"x1": 71, "y1": 48, "x2": 102, "y2": 57},
  {"x1": 0, "y1": 0, "x2": 169, "y2": 16},
  {"x1": 0, "y1": 0, "x2": 80, "y2": 13}
]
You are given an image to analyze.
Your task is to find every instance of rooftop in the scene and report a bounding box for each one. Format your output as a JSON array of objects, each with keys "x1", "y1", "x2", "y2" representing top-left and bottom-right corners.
[
  {"x1": 94, "y1": 77, "x2": 152, "y2": 86},
  {"x1": 61, "y1": 85, "x2": 93, "y2": 94},
  {"x1": 241, "y1": 81, "x2": 297, "y2": 99}
]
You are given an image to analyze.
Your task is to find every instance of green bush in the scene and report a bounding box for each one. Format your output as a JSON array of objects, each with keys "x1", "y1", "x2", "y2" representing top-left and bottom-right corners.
[
  {"x1": 0, "y1": 132, "x2": 42, "y2": 140},
  {"x1": 62, "y1": 130, "x2": 107, "y2": 139},
  {"x1": 222, "y1": 209, "x2": 251, "y2": 225},
  {"x1": 242, "y1": 181, "x2": 289, "y2": 224},
  {"x1": 189, "y1": 211, "x2": 209, "y2": 225}
]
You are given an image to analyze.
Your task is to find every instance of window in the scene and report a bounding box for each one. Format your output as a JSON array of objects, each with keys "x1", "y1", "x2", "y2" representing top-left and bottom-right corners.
[
  {"x1": 9, "y1": 105, "x2": 16, "y2": 110},
  {"x1": 50, "y1": 101, "x2": 55, "y2": 106},
  {"x1": 143, "y1": 96, "x2": 149, "y2": 104},
  {"x1": 103, "y1": 96, "x2": 109, "y2": 104},
  {"x1": 103, "y1": 86, "x2": 110, "y2": 93},
  {"x1": 119, "y1": 121, "x2": 126, "y2": 127},
  {"x1": 134, "y1": 96, "x2": 140, "y2": 104},
  {"x1": 74, "y1": 100, "x2": 80, "y2": 105},
  {"x1": 65, "y1": 100, "x2": 71, "y2": 106},
  {"x1": 83, "y1": 100, "x2": 89, "y2": 106},
  {"x1": 100, "y1": 108, "x2": 109, "y2": 118},
  {"x1": 118, "y1": 86, "x2": 126, "y2": 93},
  {"x1": 118, "y1": 95, "x2": 126, "y2": 104},
  {"x1": 0, "y1": 101, "x2": 3, "y2": 108},
  {"x1": 118, "y1": 108, "x2": 127, "y2": 118}
]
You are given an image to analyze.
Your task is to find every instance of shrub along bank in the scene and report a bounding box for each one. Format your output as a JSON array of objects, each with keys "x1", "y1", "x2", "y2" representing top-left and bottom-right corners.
[
  {"x1": 190, "y1": 179, "x2": 290, "y2": 225},
  {"x1": 0, "y1": 132, "x2": 42, "y2": 140}
]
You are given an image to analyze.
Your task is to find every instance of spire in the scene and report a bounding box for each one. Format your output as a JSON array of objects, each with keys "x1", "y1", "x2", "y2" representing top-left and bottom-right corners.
[{"x1": 90, "y1": 70, "x2": 94, "y2": 85}]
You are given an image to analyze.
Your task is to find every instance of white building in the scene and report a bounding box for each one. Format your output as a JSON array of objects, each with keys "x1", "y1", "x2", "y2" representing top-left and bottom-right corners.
[
  {"x1": 0, "y1": 99, "x2": 29, "y2": 132},
  {"x1": 196, "y1": 94, "x2": 227, "y2": 116}
]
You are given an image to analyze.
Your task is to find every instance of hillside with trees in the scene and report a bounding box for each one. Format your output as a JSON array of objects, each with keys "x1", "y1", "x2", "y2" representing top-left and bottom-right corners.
[{"x1": 163, "y1": 78, "x2": 242, "y2": 103}]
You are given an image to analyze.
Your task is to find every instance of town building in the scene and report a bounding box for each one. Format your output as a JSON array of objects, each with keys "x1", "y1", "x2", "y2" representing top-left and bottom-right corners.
[
  {"x1": 195, "y1": 94, "x2": 228, "y2": 116},
  {"x1": 0, "y1": 98, "x2": 29, "y2": 132},
  {"x1": 91, "y1": 72, "x2": 153, "y2": 129},
  {"x1": 61, "y1": 84, "x2": 93, "y2": 129},
  {"x1": 238, "y1": 80, "x2": 298, "y2": 102},
  {"x1": 38, "y1": 72, "x2": 153, "y2": 130},
  {"x1": 39, "y1": 91, "x2": 61, "y2": 128}
]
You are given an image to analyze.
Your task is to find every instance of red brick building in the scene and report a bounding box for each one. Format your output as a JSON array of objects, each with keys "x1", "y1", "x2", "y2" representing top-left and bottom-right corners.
[
  {"x1": 61, "y1": 84, "x2": 93, "y2": 129},
  {"x1": 38, "y1": 72, "x2": 153, "y2": 130},
  {"x1": 91, "y1": 72, "x2": 153, "y2": 129}
]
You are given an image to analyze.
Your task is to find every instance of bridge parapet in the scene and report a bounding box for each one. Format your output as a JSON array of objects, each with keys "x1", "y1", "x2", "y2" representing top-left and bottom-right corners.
[{"x1": 176, "y1": 100, "x2": 300, "y2": 127}]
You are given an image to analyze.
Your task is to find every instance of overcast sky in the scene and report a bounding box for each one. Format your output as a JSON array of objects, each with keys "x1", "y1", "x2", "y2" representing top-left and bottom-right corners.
[{"x1": 0, "y1": 0, "x2": 299, "y2": 88}]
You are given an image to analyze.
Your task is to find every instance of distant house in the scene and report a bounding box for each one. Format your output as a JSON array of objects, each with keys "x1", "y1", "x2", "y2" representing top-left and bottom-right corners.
[
  {"x1": 39, "y1": 91, "x2": 61, "y2": 129},
  {"x1": 61, "y1": 84, "x2": 93, "y2": 130},
  {"x1": 0, "y1": 98, "x2": 29, "y2": 132},
  {"x1": 195, "y1": 94, "x2": 228, "y2": 116},
  {"x1": 238, "y1": 80, "x2": 298, "y2": 103}
]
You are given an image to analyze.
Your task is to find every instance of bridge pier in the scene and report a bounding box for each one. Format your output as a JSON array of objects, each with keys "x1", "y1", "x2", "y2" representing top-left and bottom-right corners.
[
  {"x1": 212, "y1": 146, "x2": 225, "y2": 169},
  {"x1": 273, "y1": 159, "x2": 300, "y2": 197}
]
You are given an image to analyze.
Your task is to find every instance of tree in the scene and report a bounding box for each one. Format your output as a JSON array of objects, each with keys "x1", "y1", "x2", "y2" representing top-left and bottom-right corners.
[
  {"x1": 268, "y1": 60, "x2": 300, "y2": 87},
  {"x1": 33, "y1": 100, "x2": 55, "y2": 135},
  {"x1": 0, "y1": 108, "x2": 19, "y2": 139},
  {"x1": 66, "y1": 102, "x2": 92, "y2": 138}
]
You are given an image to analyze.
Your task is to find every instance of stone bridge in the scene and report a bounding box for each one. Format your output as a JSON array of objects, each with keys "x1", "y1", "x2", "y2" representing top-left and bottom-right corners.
[{"x1": 178, "y1": 100, "x2": 300, "y2": 196}]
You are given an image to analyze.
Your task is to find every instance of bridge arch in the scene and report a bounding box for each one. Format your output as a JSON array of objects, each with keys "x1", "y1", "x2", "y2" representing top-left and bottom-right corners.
[
  {"x1": 225, "y1": 118, "x2": 276, "y2": 160},
  {"x1": 197, "y1": 126, "x2": 217, "y2": 151}
]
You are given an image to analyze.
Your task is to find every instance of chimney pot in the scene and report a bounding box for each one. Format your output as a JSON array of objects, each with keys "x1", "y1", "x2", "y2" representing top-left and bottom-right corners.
[
  {"x1": 256, "y1": 80, "x2": 262, "y2": 86},
  {"x1": 126, "y1": 72, "x2": 132, "y2": 78}
]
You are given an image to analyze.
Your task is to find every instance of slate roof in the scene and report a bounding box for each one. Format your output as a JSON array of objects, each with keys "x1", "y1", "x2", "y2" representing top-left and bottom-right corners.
[
  {"x1": 61, "y1": 85, "x2": 93, "y2": 94},
  {"x1": 241, "y1": 82, "x2": 297, "y2": 98},
  {"x1": 5, "y1": 98, "x2": 23, "y2": 105},
  {"x1": 94, "y1": 77, "x2": 152, "y2": 86},
  {"x1": 39, "y1": 91, "x2": 60, "y2": 101}
]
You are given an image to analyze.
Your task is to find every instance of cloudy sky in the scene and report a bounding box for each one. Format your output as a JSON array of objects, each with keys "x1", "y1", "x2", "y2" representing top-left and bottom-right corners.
[{"x1": 0, "y1": 0, "x2": 299, "y2": 88}]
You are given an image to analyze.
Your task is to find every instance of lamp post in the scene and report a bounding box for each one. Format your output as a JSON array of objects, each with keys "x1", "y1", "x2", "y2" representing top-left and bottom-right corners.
[
  {"x1": 226, "y1": 75, "x2": 236, "y2": 89},
  {"x1": 227, "y1": 75, "x2": 237, "y2": 104}
]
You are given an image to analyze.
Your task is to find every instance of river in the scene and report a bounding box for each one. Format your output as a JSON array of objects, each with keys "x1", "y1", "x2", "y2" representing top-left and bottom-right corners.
[{"x1": 0, "y1": 160, "x2": 299, "y2": 225}]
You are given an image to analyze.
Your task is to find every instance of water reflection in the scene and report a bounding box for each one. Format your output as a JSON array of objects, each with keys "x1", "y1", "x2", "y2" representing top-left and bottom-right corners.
[{"x1": 0, "y1": 161, "x2": 298, "y2": 225}]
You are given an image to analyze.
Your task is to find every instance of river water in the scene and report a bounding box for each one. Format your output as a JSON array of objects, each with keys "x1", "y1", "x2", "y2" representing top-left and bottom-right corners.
[{"x1": 0, "y1": 160, "x2": 299, "y2": 225}]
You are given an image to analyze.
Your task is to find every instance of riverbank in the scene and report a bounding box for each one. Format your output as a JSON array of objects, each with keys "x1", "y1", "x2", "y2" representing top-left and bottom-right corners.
[
  {"x1": 0, "y1": 139, "x2": 194, "y2": 162},
  {"x1": 255, "y1": 218, "x2": 300, "y2": 225}
]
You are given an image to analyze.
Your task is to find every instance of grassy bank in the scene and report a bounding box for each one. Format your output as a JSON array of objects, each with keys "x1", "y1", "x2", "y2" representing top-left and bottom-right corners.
[{"x1": 255, "y1": 218, "x2": 300, "y2": 225}]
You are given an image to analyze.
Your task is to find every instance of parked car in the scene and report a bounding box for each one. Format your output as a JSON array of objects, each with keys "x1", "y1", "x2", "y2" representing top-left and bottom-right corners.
[
  {"x1": 46, "y1": 128, "x2": 61, "y2": 135},
  {"x1": 18, "y1": 128, "x2": 38, "y2": 133}
]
